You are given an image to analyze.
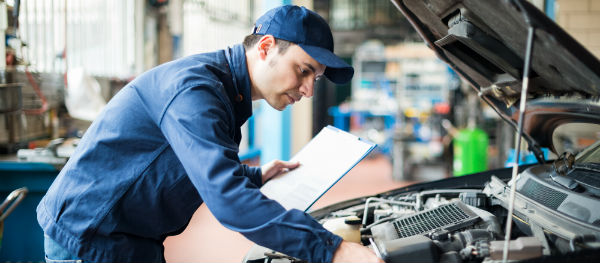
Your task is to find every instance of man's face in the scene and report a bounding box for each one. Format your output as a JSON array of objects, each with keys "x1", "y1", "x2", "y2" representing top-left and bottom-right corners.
[{"x1": 252, "y1": 39, "x2": 326, "y2": 111}]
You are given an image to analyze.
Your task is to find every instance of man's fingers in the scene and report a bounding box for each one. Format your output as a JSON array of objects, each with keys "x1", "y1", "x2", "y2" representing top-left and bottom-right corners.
[
  {"x1": 274, "y1": 161, "x2": 299, "y2": 174},
  {"x1": 276, "y1": 160, "x2": 300, "y2": 170},
  {"x1": 261, "y1": 160, "x2": 301, "y2": 184}
]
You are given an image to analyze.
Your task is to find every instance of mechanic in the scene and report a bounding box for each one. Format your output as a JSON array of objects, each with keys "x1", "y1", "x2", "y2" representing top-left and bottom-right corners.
[{"x1": 37, "y1": 5, "x2": 381, "y2": 263}]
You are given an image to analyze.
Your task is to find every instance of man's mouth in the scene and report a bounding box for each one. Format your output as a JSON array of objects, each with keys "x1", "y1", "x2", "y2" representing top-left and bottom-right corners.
[{"x1": 286, "y1": 94, "x2": 299, "y2": 104}]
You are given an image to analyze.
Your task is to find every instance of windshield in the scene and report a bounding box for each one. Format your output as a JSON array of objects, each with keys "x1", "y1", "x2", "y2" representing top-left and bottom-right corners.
[
  {"x1": 552, "y1": 123, "x2": 600, "y2": 156},
  {"x1": 576, "y1": 140, "x2": 600, "y2": 164}
]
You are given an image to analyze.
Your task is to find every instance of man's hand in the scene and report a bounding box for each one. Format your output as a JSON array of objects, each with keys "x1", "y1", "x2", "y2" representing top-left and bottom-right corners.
[
  {"x1": 260, "y1": 160, "x2": 300, "y2": 184},
  {"x1": 332, "y1": 241, "x2": 384, "y2": 263}
]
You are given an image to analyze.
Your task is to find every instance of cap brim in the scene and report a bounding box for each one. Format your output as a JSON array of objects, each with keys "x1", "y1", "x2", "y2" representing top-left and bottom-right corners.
[{"x1": 299, "y1": 44, "x2": 354, "y2": 84}]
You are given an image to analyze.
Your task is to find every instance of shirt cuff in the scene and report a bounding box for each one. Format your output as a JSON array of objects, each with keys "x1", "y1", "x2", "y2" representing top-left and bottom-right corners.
[{"x1": 319, "y1": 232, "x2": 344, "y2": 263}]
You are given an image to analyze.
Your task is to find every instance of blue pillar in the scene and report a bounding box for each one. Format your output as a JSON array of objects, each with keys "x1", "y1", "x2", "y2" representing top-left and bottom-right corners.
[
  {"x1": 260, "y1": 101, "x2": 291, "y2": 164},
  {"x1": 258, "y1": 0, "x2": 292, "y2": 165},
  {"x1": 264, "y1": 0, "x2": 291, "y2": 9},
  {"x1": 545, "y1": 0, "x2": 555, "y2": 20}
]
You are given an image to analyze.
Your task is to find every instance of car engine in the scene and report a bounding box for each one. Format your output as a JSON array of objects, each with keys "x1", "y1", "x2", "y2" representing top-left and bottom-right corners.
[{"x1": 244, "y1": 154, "x2": 600, "y2": 263}]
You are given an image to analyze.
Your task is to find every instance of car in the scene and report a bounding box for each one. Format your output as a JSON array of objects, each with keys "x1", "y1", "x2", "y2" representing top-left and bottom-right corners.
[{"x1": 243, "y1": 0, "x2": 600, "y2": 262}]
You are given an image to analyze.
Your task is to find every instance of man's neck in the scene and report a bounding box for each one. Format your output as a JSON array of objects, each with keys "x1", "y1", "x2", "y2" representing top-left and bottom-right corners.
[{"x1": 245, "y1": 49, "x2": 262, "y2": 101}]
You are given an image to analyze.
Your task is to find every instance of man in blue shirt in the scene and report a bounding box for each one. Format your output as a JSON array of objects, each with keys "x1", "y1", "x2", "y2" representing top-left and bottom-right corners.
[{"x1": 38, "y1": 5, "x2": 381, "y2": 263}]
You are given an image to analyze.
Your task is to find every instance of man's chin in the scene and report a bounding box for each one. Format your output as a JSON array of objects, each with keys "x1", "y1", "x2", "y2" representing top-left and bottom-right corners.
[
  {"x1": 276, "y1": 104, "x2": 289, "y2": 111},
  {"x1": 264, "y1": 100, "x2": 288, "y2": 111}
]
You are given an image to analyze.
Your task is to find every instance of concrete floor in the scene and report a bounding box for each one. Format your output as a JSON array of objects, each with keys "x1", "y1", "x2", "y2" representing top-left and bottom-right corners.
[{"x1": 163, "y1": 154, "x2": 416, "y2": 262}]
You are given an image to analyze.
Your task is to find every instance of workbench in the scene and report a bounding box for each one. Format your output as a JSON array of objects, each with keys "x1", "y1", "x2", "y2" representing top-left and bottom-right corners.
[{"x1": 0, "y1": 156, "x2": 59, "y2": 262}]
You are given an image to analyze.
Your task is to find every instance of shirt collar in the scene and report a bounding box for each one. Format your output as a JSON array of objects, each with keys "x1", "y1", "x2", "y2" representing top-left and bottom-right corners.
[{"x1": 225, "y1": 44, "x2": 253, "y2": 126}]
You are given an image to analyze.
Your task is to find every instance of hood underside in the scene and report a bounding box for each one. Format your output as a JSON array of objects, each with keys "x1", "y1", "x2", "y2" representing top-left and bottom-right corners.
[{"x1": 391, "y1": 0, "x2": 600, "y2": 151}]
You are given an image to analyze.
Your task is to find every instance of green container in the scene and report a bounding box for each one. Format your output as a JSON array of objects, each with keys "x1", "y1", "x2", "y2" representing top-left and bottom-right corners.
[{"x1": 453, "y1": 128, "x2": 488, "y2": 176}]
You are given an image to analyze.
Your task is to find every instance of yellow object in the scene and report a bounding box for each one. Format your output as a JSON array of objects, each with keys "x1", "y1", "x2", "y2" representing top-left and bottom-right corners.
[{"x1": 322, "y1": 216, "x2": 362, "y2": 243}]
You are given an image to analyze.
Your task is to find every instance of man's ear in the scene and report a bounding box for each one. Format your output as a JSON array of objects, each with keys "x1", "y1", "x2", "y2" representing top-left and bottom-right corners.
[{"x1": 257, "y1": 35, "x2": 276, "y2": 59}]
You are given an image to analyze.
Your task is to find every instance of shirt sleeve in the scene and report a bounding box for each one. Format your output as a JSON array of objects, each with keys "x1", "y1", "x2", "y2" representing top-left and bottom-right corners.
[
  {"x1": 242, "y1": 164, "x2": 263, "y2": 188},
  {"x1": 159, "y1": 85, "x2": 342, "y2": 262}
]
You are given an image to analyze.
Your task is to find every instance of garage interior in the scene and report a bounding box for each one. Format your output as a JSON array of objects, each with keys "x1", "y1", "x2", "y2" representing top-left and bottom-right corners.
[{"x1": 1, "y1": 0, "x2": 600, "y2": 262}]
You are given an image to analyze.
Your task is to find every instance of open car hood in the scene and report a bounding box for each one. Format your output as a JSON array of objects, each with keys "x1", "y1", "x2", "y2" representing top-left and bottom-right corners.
[{"x1": 391, "y1": 0, "x2": 600, "y2": 154}]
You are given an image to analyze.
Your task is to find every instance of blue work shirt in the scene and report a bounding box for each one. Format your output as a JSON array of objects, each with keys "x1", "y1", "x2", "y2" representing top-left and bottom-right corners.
[{"x1": 37, "y1": 44, "x2": 342, "y2": 262}]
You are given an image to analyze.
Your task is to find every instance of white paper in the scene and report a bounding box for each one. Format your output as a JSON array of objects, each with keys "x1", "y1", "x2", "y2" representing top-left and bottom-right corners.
[{"x1": 260, "y1": 126, "x2": 375, "y2": 212}]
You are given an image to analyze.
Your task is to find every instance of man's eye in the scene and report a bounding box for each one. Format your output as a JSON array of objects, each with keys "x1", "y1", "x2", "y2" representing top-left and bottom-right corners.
[{"x1": 299, "y1": 67, "x2": 306, "y2": 74}]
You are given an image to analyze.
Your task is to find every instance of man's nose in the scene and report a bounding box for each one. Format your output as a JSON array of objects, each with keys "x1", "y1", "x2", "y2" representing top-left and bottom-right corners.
[{"x1": 299, "y1": 80, "x2": 314, "y2": 98}]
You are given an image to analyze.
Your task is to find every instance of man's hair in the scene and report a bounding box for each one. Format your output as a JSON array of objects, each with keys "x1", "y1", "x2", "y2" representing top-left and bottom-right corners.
[{"x1": 243, "y1": 34, "x2": 293, "y2": 54}]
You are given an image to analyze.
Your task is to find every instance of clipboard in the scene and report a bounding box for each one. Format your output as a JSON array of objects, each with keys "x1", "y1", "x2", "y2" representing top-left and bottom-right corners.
[{"x1": 260, "y1": 125, "x2": 376, "y2": 212}]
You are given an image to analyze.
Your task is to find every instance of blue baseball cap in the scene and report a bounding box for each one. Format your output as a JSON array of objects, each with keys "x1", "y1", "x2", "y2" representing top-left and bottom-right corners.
[{"x1": 252, "y1": 5, "x2": 354, "y2": 84}]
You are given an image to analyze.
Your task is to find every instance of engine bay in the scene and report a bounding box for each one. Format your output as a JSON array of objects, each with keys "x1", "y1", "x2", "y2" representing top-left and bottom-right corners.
[{"x1": 244, "y1": 162, "x2": 600, "y2": 263}]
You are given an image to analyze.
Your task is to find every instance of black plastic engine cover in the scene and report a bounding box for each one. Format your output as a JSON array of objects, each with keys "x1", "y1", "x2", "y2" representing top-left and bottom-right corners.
[{"x1": 379, "y1": 235, "x2": 439, "y2": 263}]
